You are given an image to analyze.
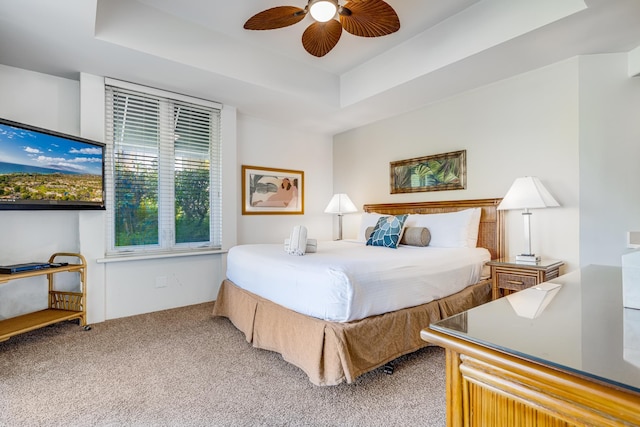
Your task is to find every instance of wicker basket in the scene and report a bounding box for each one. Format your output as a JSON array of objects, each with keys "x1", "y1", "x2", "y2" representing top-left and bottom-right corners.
[{"x1": 49, "y1": 291, "x2": 84, "y2": 312}]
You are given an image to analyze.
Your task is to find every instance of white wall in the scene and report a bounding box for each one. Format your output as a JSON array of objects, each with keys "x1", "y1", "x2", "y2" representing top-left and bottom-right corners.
[
  {"x1": 579, "y1": 54, "x2": 640, "y2": 266},
  {"x1": 334, "y1": 59, "x2": 581, "y2": 271},
  {"x1": 236, "y1": 114, "x2": 334, "y2": 243},
  {"x1": 0, "y1": 65, "x2": 82, "y2": 319},
  {"x1": 0, "y1": 64, "x2": 334, "y2": 322}
]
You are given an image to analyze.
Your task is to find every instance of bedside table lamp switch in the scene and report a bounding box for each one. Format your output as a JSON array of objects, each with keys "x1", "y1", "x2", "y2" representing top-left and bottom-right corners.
[{"x1": 498, "y1": 176, "x2": 559, "y2": 263}]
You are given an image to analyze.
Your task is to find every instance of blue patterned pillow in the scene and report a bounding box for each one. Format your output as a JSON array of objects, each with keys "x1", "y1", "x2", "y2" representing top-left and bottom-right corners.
[{"x1": 366, "y1": 214, "x2": 408, "y2": 248}]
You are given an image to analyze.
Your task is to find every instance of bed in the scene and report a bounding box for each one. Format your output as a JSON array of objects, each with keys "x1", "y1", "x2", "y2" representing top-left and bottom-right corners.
[{"x1": 212, "y1": 198, "x2": 505, "y2": 386}]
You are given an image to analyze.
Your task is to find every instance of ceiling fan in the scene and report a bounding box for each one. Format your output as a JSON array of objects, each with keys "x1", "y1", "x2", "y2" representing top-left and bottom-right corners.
[{"x1": 243, "y1": 0, "x2": 400, "y2": 57}]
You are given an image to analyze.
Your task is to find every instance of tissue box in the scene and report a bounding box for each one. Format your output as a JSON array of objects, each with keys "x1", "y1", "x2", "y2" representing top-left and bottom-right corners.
[
  {"x1": 284, "y1": 238, "x2": 317, "y2": 253},
  {"x1": 622, "y1": 251, "x2": 640, "y2": 309},
  {"x1": 624, "y1": 308, "x2": 640, "y2": 368}
]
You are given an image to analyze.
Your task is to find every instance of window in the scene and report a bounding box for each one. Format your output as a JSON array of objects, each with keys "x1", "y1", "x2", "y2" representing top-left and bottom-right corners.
[{"x1": 105, "y1": 82, "x2": 222, "y2": 254}]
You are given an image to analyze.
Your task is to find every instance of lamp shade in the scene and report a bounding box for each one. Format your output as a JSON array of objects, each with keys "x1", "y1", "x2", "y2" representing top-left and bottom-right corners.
[
  {"x1": 324, "y1": 193, "x2": 357, "y2": 214},
  {"x1": 309, "y1": 0, "x2": 338, "y2": 22},
  {"x1": 497, "y1": 176, "x2": 559, "y2": 211}
]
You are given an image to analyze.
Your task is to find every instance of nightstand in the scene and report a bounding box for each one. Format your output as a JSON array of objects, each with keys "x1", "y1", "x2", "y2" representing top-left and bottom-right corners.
[{"x1": 487, "y1": 258, "x2": 564, "y2": 300}]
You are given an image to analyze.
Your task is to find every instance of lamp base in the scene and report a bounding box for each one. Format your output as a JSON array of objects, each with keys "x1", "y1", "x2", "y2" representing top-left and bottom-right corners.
[{"x1": 516, "y1": 254, "x2": 541, "y2": 264}]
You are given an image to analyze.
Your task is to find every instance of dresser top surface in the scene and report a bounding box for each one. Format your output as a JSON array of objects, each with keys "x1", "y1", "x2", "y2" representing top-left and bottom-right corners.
[{"x1": 431, "y1": 265, "x2": 640, "y2": 394}]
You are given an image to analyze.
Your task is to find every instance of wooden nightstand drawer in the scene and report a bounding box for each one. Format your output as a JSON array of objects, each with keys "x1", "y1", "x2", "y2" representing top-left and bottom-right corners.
[
  {"x1": 487, "y1": 259, "x2": 564, "y2": 300},
  {"x1": 496, "y1": 273, "x2": 537, "y2": 291}
]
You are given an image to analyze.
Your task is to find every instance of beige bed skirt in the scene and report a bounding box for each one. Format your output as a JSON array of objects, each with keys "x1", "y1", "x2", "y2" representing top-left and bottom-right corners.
[{"x1": 212, "y1": 279, "x2": 491, "y2": 386}]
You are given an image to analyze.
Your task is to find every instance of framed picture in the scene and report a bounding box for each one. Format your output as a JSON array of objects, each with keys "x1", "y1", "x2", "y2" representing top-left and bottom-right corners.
[
  {"x1": 242, "y1": 165, "x2": 304, "y2": 215},
  {"x1": 390, "y1": 150, "x2": 466, "y2": 194}
]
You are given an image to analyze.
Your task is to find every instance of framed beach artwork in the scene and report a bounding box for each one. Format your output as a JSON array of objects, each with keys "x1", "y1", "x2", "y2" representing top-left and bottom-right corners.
[
  {"x1": 390, "y1": 150, "x2": 466, "y2": 194},
  {"x1": 242, "y1": 165, "x2": 304, "y2": 215}
]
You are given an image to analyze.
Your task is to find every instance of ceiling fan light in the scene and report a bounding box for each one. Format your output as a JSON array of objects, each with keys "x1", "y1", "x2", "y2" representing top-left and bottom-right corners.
[{"x1": 309, "y1": 0, "x2": 338, "y2": 22}]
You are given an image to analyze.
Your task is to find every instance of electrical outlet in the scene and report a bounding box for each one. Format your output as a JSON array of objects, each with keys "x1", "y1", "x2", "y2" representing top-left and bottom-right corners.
[{"x1": 155, "y1": 276, "x2": 168, "y2": 288}]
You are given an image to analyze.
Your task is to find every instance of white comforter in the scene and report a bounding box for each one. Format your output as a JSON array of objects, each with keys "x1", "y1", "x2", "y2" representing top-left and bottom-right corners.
[{"x1": 225, "y1": 240, "x2": 490, "y2": 322}]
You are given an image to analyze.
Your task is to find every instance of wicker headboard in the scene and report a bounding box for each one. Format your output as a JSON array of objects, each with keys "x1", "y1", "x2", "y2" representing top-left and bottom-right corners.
[{"x1": 362, "y1": 198, "x2": 505, "y2": 260}]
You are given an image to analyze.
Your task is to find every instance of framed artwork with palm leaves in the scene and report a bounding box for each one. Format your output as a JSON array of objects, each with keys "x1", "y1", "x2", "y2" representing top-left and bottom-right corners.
[{"x1": 390, "y1": 150, "x2": 466, "y2": 194}]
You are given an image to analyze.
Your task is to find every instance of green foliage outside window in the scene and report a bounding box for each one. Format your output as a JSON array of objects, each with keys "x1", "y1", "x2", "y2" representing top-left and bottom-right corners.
[
  {"x1": 114, "y1": 162, "x2": 159, "y2": 247},
  {"x1": 175, "y1": 167, "x2": 210, "y2": 243}
]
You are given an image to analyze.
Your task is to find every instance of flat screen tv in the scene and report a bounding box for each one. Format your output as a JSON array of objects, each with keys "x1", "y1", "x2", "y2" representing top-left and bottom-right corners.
[{"x1": 0, "y1": 118, "x2": 105, "y2": 210}]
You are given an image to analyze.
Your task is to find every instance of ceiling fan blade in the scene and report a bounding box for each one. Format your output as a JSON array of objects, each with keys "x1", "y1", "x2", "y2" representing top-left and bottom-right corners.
[
  {"x1": 244, "y1": 6, "x2": 306, "y2": 30},
  {"x1": 302, "y1": 20, "x2": 342, "y2": 57},
  {"x1": 340, "y1": 0, "x2": 400, "y2": 37}
]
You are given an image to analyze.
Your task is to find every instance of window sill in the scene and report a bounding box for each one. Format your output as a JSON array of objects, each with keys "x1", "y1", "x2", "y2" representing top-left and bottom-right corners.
[{"x1": 97, "y1": 249, "x2": 227, "y2": 264}]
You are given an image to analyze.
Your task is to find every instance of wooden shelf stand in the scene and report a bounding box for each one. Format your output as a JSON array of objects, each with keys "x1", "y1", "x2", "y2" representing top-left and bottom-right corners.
[{"x1": 0, "y1": 252, "x2": 87, "y2": 342}]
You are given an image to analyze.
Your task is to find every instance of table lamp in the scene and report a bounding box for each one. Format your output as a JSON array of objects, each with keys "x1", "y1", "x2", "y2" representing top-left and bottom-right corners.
[
  {"x1": 324, "y1": 193, "x2": 357, "y2": 240},
  {"x1": 497, "y1": 176, "x2": 559, "y2": 263}
]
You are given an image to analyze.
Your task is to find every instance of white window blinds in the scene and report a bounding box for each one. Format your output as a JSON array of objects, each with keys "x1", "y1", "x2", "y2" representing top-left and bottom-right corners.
[{"x1": 105, "y1": 81, "x2": 221, "y2": 254}]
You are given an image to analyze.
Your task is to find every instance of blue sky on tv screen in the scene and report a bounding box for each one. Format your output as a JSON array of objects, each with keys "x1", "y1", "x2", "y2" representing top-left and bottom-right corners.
[{"x1": 0, "y1": 123, "x2": 102, "y2": 176}]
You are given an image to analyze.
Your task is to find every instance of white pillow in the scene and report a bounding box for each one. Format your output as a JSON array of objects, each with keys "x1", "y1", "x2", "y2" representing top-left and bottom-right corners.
[
  {"x1": 357, "y1": 212, "x2": 386, "y2": 242},
  {"x1": 405, "y1": 208, "x2": 481, "y2": 248}
]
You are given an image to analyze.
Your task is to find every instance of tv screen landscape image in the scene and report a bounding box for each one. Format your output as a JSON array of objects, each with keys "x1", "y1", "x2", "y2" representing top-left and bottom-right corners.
[{"x1": 0, "y1": 118, "x2": 105, "y2": 210}]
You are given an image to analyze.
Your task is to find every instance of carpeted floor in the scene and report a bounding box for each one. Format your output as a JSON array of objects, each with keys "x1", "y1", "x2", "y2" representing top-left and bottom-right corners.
[{"x1": 0, "y1": 302, "x2": 446, "y2": 426}]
